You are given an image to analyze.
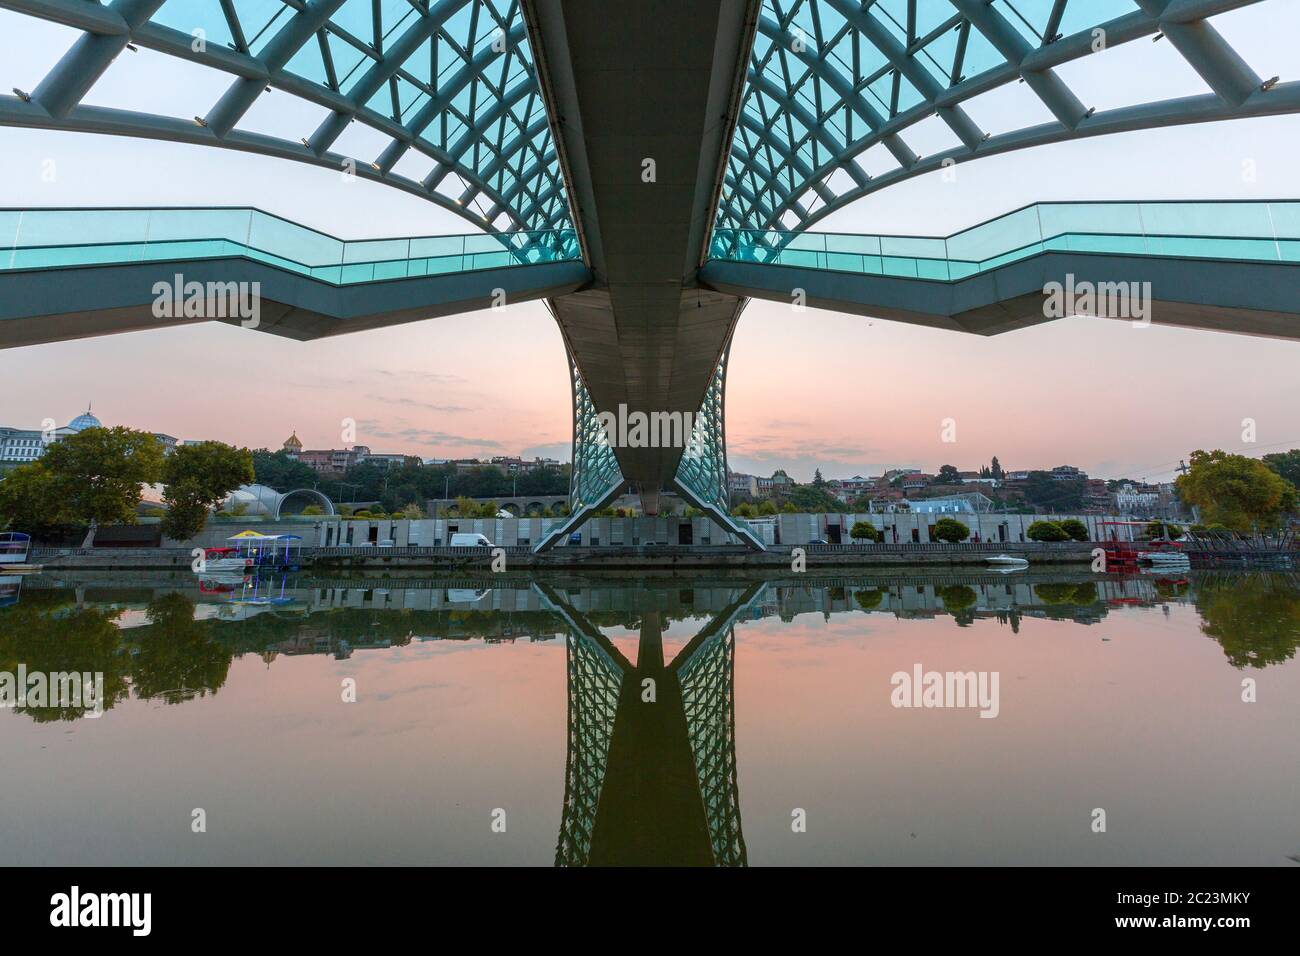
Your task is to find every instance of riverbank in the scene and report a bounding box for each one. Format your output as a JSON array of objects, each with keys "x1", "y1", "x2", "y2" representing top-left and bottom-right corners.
[{"x1": 32, "y1": 541, "x2": 1096, "y2": 571}]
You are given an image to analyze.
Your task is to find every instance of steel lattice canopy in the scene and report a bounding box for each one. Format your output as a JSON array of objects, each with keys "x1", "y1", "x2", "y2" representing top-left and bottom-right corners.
[
  {"x1": 719, "y1": 0, "x2": 1294, "y2": 233},
  {"x1": 1, "y1": 0, "x2": 573, "y2": 234}
]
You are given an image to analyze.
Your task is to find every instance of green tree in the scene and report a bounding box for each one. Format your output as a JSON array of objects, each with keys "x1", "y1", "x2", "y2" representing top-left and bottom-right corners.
[
  {"x1": 937, "y1": 584, "x2": 978, "y2": 612},
  {"x1": 1175, "y1": 449, "x2": 1298, "y2": 532},
  {"x1": 732, "y1": 501, "x2": 756, "y2": 518},
  {"x1": 932, "y1": 517, "x2": 970, "y2": 543},
  {"x1": 1058, "y1": 518, "x2": 1090, "y2": 542},
  {"x1": 1262, "y1": 449, "x2": 1300, "y2": 489},
  {"x1": 4, "y1": 427, "x2": 164, "y2": 538},
  {"x1": 0, "y1": 463, "x2": 65, "y2": 536},
  {"x1": 1026, "y1": 520, "x2": 1069, "y2": 542},
  {"x1": 1144, "y1": 520, "x2": 1183, "y2": 540},
  {"x1": 937, "y1": 464, "x2": 961, "y2": 484},
  {"x1": 812, "y1": 468, "x2": 826, "y2": 488},
  {"x1": 250, "y1": 449, "x2": 318, "y2": 491},
  {"x1": 758, "y1": 499, "x2": 778, "y2": 516},
  {"x1": 853, "y1": 588, "x2": 884, "y2": 610},
  {"x1": 849, "y1": 520, "x2": 879, "y2": 542},
  {"x1": 161, "y1": 442, "x2": 255, "y2": 541}
]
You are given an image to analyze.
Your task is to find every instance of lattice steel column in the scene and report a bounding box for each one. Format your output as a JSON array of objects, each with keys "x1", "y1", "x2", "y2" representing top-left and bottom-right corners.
[
  {"x1": 671, "y1": 343, "x2": 765, "y2": 550},
  {"x1": 533, "y1": 347, "x2": 627, "y2": 553},
  {"x1": 676, "y1": 623, "x2": 748, "y2": 867}
]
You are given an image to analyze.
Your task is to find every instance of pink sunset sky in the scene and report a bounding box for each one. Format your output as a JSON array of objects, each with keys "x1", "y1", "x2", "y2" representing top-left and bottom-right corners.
[{"x1": 2, "y1": 5, "x2": 1299, "y2": 483}]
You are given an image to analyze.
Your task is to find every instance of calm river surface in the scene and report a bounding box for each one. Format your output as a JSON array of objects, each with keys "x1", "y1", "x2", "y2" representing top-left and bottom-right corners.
[{"x1": 1, "y1": 568, "x2": 1297, "y2": 866}]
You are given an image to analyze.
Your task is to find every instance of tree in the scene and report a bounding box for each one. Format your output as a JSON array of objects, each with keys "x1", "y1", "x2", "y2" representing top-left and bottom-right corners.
[
  {"x1": 1058, "y1": 518, "x2": 1090, "y2": 542},
  {"x1": 161, "y1": 442, "x2": 255, "y2": 541},
  {"x1": 32, "y1": 427, "x2": 163, "y2": 533},
  {"x1": 758, "y1": 499, "x2": 778, "y2": 516},
  {"x1": 1026, "y1": 520, "x2": 1069, "y2": 542},
  {"x1": 990, "y1": 456, "x2": 1003, "y2": 479},
  {"x1": 1262, "y1": 449, "x2": 1300, "y2": 489},
  {"x1": 932, "y1": 517, "x2": 970, "y2": 543},
  {"x1": 937, "y1": 464, "x2": 961, "y2": 484},
  {"x1": 0, "y1": 463, "x2": 65, "y2": 537},
  {"x1": 732, "y1": 501, "x2": 756, "y2": 518},
  {"x1": 1144, "y1": 520, "x2": 1183, "y2": 540},
  {"x1": 1175, "y1": 449, "x2": 1298, "y2": 532},
  {"x1": 812, "y1": 468, "x2": 826, "y2": 488},
  {"x1": 849, "y1": 520, "x2": 879, "y2": 542},
  {"x1": 251, "y1": 449, "x2": 318, "y2": 491}
]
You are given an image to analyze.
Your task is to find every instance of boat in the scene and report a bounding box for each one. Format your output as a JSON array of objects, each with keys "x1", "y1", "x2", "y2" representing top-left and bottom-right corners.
[
  {"x1": 1139, "y1": 550, "x2": 1191, "y2": 568},
  {"x1": 0, "y1": 531, "x2": 42, "y2": 573},
  {"x1": 985, "y1": 554, "x2": 1029, "y2": 569},
  {"x1": 196, "y1": 546, "x2": 255, "y2": 573}
]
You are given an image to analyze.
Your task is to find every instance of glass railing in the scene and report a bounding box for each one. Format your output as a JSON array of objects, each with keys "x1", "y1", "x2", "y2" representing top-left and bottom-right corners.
[
  {"x1": 709, "y1": 201, "x2": 1300, "y2": 281},
  {"x1": 0, "y1": 207, "x2": 581, "y2": 284}
]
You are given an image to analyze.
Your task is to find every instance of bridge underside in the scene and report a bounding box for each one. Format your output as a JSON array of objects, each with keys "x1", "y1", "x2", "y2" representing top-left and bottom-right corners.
[
  {"x1": 0, "y1": 258, "x2": 590, "y2": 348},
  {"x1": 701, "y1": 253, "x2": 1300, "y2": 341},
  {"x1": 527, "y1": 0, "x2": 760, "y2": 517}
]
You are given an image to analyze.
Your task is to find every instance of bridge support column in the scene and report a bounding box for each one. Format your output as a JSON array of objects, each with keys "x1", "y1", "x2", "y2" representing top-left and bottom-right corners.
[
  {"x1": 533, "y1": 350, "x2": 627, "y2": 553},
  {"x1": 672, "y1": 344, "x2": 765, "y2": 550}
]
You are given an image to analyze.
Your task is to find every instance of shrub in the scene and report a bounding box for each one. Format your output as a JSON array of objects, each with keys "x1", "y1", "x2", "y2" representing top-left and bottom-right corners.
[
  {"x1": 1026, "y1": 520, "x2": 1069, "y2": 542},
  {"x1": 932, "y1": 517, "x2": 970, "y2": 543},
  {"x1": 1145, "y1": 520, "x2": 1183, "y2": 540},
  {"x1": 1058, "y1": 518, "x2": 1090, "y2": 542},
  {"x1": 849, "y1": 520, "x2": 880, "y2": 542}
]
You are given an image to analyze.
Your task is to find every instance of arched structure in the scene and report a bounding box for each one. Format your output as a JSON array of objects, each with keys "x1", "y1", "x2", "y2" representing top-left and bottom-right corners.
[
  {"x1": 221, "y1": 484, "x2": 336, "y2": 519},
  {"x1": 1, "y1": 0, "x2": 574, "y2": 233}
]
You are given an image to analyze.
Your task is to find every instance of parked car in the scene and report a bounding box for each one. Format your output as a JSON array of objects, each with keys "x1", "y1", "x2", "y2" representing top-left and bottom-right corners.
[
  {"x1": 568, "y1": 531, "x2": 583, "y2": 546},
  {"x1": 450, "y1": 532, "x2": 494, "y2": 547},
  {"x1": 809, "y1": 537, "x2": 828, "y2": 545}
]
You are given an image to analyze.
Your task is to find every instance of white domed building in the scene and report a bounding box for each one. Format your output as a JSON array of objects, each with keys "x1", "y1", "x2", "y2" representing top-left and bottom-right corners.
[
  {"x1": 218, "y1": 484, "x2": 335, "y2": 520},
  {"x1": 64, "y1": 407, "x2": 103, "y2": 433}
]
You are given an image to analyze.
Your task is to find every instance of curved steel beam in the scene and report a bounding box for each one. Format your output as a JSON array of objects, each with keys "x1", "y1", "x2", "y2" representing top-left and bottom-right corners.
[
  {"x1": 719, "y1": 0, "x2": 1287, "y2": 233},
  {"x1": 0, "y1": 0, "x2": 571, "y2": 233}
]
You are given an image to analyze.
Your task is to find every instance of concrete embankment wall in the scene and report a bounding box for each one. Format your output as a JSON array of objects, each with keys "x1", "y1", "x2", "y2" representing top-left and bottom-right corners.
[
  {"x1": 34, "y1": 541, "x2": 1096, "y2": 571},
  {"x1": 30, "y1": 513, "x2": 1127, "y2": 570},
  {"x1": 160, "y1": 511, "x2": 1135, "y2": 550}
]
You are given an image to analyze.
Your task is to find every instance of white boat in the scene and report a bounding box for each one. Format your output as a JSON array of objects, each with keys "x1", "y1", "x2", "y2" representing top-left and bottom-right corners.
[
  {"x1": 196, "y1": 547, "x2": 254, "y2": 573},
  {"x1": 986, "y1": 554, "x2": 1029, "y2": 569},
  {"x1": 1139, "y1": 550, "x2": 1190, "y2": 567}
]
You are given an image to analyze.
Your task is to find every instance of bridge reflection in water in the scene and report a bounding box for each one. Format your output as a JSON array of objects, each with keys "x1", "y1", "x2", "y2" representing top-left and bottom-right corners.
[{"x1": 539, "y1": 582, "x2": 764, "y2": 867}]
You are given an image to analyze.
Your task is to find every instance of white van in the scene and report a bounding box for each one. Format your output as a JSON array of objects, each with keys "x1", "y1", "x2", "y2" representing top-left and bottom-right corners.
[{"x1": 450, "y1": 532, "x2": 494, "y2": 547}]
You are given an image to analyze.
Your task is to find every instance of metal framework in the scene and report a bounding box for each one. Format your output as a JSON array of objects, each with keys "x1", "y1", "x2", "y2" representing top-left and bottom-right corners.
[
  {"x1": 0, "y1": 0, "x2": 574, "y2": 233},
  {"x1": 541, "y1": 582, "x2": 766, "y2": 867},
  {"x1": 718, "y1": 0, "x2": 1300, "y2": 232},
  {"x1": 532, "y1": 348, "x2": 627, "y2": 553},
  {"x1": 671, "y1": 342, "x2": 766, "y2": 550}
]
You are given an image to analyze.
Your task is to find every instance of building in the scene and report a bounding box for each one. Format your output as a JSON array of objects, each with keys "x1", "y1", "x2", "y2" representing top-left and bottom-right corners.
[
  {"x1": 0, "y1": 427, "x2": 44, "y2": 464},
  {"x1": 755, "y1": 470, "x2": 794, "y2": 496},
  {"x1": 904, "y1": 492, "x2": 994, "y2": 514},
  {"x1": 153, "y1": 433, "x2": 179, "y2": 455},
  {"x1": 365, "y1": 453, "x2": 421, "y2": 470},
  {"x1": 901, "y1": 473, "x2": 933, "y2": 493},
  {"x1": 728, "y1": 471, "x2": 758, "y2": 497},
  {"x1": 1051, "y1": 465, "x2": 1088, "y2": 481}
]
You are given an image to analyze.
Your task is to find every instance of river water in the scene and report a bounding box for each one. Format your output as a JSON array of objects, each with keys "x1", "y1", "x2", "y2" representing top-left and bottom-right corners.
[{"x1": 1, "y1": 568, "x2": 1297, "y2": 866}]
